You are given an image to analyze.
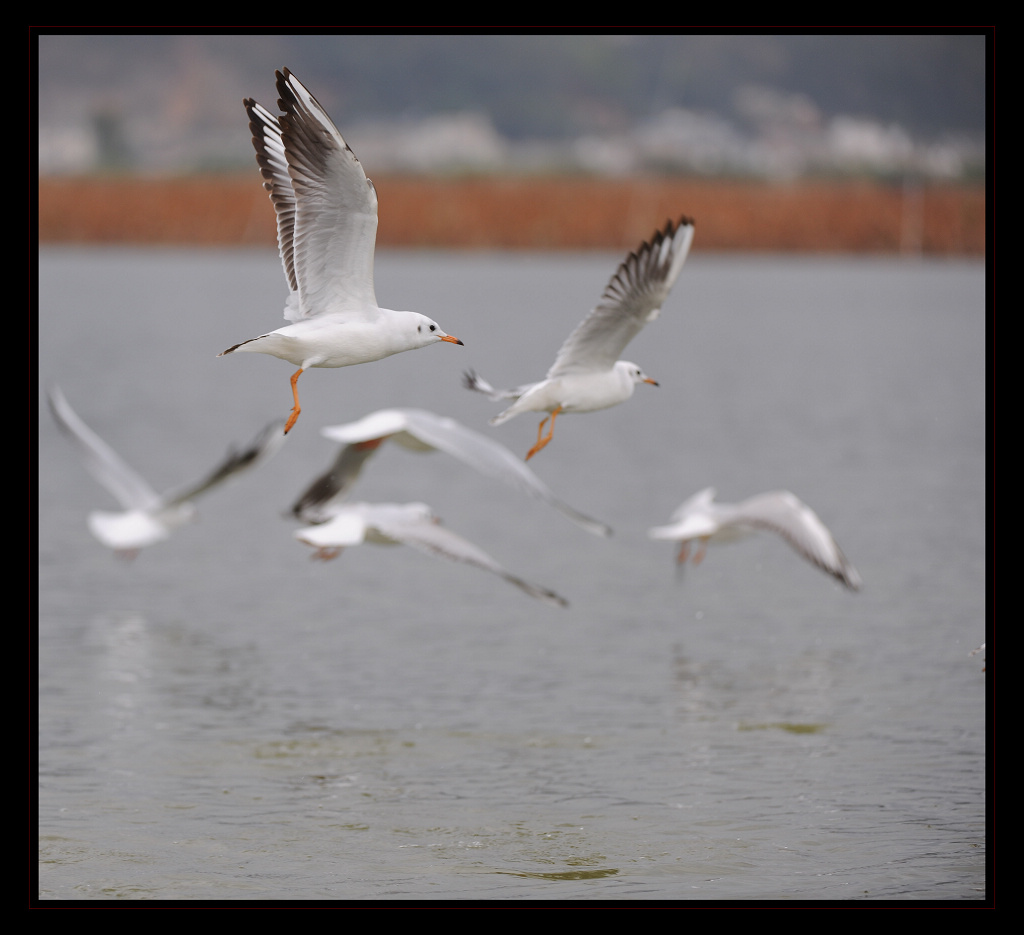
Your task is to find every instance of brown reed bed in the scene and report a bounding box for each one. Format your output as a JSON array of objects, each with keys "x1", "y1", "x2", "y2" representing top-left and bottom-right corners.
[{"x1": 38, "y1": 174, "x2": 985, "y2": 255}]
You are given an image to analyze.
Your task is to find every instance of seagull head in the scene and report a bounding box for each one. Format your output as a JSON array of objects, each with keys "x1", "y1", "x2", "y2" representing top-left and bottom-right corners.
[
  {"x1": 617, "y1": 360, "x2": 658, "y2": 387},
  {"x1": 411, "y1": 314, "x2": 464, "y2": 348}
]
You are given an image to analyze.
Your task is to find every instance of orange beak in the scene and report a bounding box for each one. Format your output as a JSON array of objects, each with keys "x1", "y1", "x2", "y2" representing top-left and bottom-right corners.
[{"x1": 441, "y1": 334, "x2": 464, "y2": 345}]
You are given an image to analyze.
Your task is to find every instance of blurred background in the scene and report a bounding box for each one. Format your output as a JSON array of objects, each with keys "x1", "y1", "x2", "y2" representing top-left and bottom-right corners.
[{"x1": 36, "y1": 33, "x2": 987, "y2": 254}]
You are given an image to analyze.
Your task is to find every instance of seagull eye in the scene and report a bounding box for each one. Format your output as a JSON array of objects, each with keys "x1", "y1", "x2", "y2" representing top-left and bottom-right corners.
[{"x1": 429, "y1": 324, "x2": 436, "y2": 332}]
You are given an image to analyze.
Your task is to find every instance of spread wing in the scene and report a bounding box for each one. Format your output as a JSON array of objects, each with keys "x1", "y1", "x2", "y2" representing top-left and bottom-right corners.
[
  {"x1": 313, "y1": 408, "x2": 611, "y2": 536},
  {"x1": 48, "y1": 386, "x2": 161, "y2": 512},
  {"x1": 289, "y1": 441, "x2": 384, "y2": 523},
  {"x1": 365, "y1": 504, "x2": 569, "y2": 607},
  {"x1": 164, "y1": 420, "x2": 287, "y2": 507},
  {"x1": 395, "y1": 409, "x2": 612, "y2": 537},
  {"x1": 547, "y1": 217, "x2": 695, "y2": 377},
  {"x1": 294, "y1": 501, "x2": 569, "y2": 606},
  {"x1": 731, "y1": 491, "x2": 861, "y2": 591},
  {"x1": 246, "y1": 67, "x2": 379, "y2": 322}
]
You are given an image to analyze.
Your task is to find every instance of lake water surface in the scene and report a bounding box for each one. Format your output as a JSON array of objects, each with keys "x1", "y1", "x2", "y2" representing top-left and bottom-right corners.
[{"x1": 37, "y1": 246, "x2": 987, "y2": 902}]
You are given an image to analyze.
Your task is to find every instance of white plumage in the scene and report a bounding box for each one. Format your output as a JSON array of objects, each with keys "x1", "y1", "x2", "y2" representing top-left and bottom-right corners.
[
  {"x1": 48, "y1": 386, "x2": 285, "y2": 558},
  {"x1": 464, "y1": 216, "x2": 694, "y2": 459},
  {"x1": 294, "y1": 501, "x2": 568, "y2": 607},
  {"x1": 219, "y1": 68, "x2": 463, "y2": 434},
  {"x1": 648, "y1": 487, "x2": 861, "y2": 590},
  {"x1": 291, "y1": 407, "x2": 611, "y2": 537}
]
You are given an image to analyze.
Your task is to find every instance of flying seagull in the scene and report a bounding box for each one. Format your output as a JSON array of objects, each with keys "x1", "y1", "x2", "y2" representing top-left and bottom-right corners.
[
  {"x1": 294, "y1": 501, "x2": 569, "y2": 607},
  {"x1": 464, "y1": 216, "x2": 694, "y2": 459},
  {"x1": 648, "y1": 487, "x2": 861, "y2": 590},
  {"x1": 219, "y1": 68, "x2": 463, "y2": 434},
  {"x1": 48, "y1": 386, "x2": 285, "y2": 558}
]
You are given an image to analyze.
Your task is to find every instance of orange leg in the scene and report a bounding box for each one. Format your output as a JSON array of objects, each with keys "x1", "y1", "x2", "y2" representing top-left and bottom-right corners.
[
  {"x1": 676, "y1": 542, "x2": 690, "y2": 565},
  {"x1": 284, "y1": 368, "x2": 304, "y2": 434},
  {"x1": 533, "y1": 415, "x2": 551, "y2": 448},
  {"x1": 525, "y1": 405, "x2": 562, "y2": 460},
  {"x1": 312, "y1": 546, "x2": 343, "y2": 561},
  {"x1": 692, "y1": 537, "x2": 709, "y2": 565}
]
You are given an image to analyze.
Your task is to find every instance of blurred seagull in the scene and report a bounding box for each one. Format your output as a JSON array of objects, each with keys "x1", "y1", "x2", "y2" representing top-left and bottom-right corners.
[
  {"x1": 291, "y1": 407, "x2": 611, "y2": 536},
  {"x1": 295, "y1": 501, "x2": 569, "y2": 607},
  {"x1": 218, "y1": 68, "x2": 462, "y2": 434},
  {"x1": 648, "y1": 487, "x2": 861, "y2": 591},
  {"x1": 48, "y1": 386, "x2": 285, "y2": 558},
  {"x1": 464, "y1": 216, "x2": 694, "y2": 459}
]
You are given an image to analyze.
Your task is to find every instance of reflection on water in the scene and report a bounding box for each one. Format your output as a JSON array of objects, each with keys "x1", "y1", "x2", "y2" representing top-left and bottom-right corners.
[{"x1": 38, "y1": 248, "x2": 986, "y2": 901}]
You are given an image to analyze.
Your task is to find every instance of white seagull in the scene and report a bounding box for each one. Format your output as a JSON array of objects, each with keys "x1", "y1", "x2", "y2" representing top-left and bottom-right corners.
[
  {"x1": 464, "y1": 216, "x2": 694, "y2": 459},
  {"x1": 218, "y1": 68, "x2": 463, "y2": 434},
  {"x1": 294, "y1": 501, "x2": 569, "y2": 607},
  {"x1": 648, "y1": 487, "x2": 861, "y2": 591},
  {"x1": 291, "y1": 407, "x2": 612, "y2": 536},
  {"x1": 48, "y1": 386, "x2": 286, "y2": 558}
]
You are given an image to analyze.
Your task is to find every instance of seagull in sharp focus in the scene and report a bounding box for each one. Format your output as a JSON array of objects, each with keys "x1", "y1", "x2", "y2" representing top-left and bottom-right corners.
[
  {"x1": 294, "y1": 501, "x2": 569, "y2": 607},
  {"x1": 464, "y1": 216, "x2": 694, "y2": 459},
  {"x1": 648, "y1": 487, "x2": 861, "y2": 591},
  {"x1": 218, "y1": 68, "x2": 463, "y2": 434},
  {"x1": 291, "y1": 407, "x2": 611, "y2": 536},
  {"x1": 48, "y1": 386, "x2": 286, "y2": 558}
]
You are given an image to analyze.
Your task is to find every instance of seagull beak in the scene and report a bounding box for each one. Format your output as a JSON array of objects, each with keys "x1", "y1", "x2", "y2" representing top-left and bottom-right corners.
[
  {"x1": 644, "y1": 377, "x2": 659, "y2": 386},
  {"x1": 440, "y1": 334, "x2": 464, "y2": 345}
]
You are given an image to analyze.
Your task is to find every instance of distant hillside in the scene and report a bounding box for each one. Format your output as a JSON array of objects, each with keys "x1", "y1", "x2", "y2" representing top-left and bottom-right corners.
[{"x1": 36, "y1": 34, "x2": 988, "y2": 178}]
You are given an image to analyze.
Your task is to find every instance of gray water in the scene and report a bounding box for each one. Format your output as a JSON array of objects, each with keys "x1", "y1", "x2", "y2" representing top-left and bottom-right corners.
[{"x1": 36, "y1": 246, "x2": 987, "y2": 902}]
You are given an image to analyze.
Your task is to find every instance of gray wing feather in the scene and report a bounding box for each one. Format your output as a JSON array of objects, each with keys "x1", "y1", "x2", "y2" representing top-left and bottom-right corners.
[
  {"x1": 732, "y1": 491, "x2": 861, "y2": 591},
  {"x1": 247, "y1": 68, "x2": 379, "y2": 322},
  {"x1": 164, "y1": 420, "x2": 287, "y2": 506},
  {"x1": 290, "y1": 442, "x2": 381, "y2": 522},
  {"x1": 48, "y1": 386, "x2": 162, "y2": 512},
  {"x1": 397, "y1": 409, "x2": 612, "y2": 537},
  {"x1": 369, "y1": 509, "x2": 569, "y2": 607},
  {"x1": 547, "y1": 216, "x2": 695, "y2": 377}
]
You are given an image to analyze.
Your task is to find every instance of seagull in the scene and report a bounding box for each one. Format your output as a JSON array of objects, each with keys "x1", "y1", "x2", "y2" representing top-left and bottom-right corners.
[
  {"x1": 48, "y1": 386, "x2": 286, "y2": 558},
  {"x1": 648, "y1": 487, "x2": 861, "y2": 591},
  {"x1": 464, "y1": 216, "x2": 694, "y2": 459},
  {"x1": 294, "y1": 501, "x2": 569, "y2": 607},
  {"x1": 218, "y1": 68, "x2": 463, "y2": 434},
  {"x1": 291, "y1": 407, "x2": 612, "y2": 536}
]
